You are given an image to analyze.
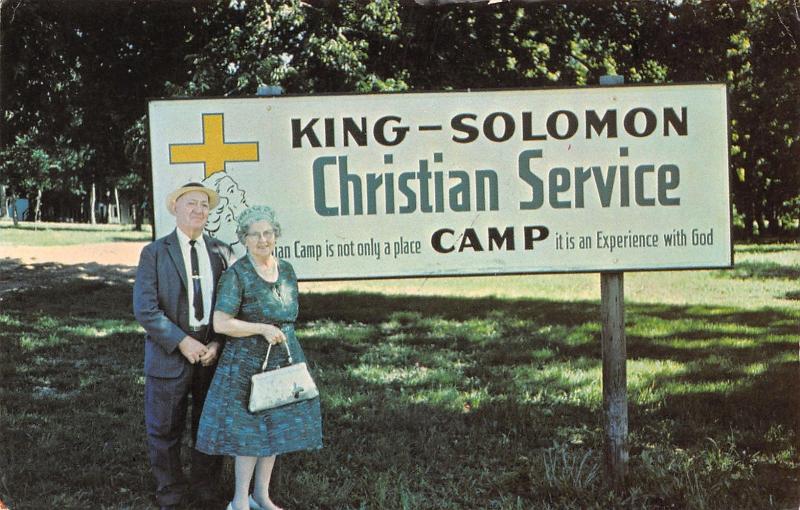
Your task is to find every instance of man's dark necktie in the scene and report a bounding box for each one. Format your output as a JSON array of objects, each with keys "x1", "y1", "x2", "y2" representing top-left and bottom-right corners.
[{"x1": 189, "y1": 240, "x2": 204, "y2": 321}]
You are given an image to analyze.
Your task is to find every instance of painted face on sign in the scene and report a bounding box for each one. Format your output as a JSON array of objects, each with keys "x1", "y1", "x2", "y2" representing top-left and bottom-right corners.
[
  {"x1": 203, "y1": 173, "x2": 249, "y2": 254},
  {"x1": 219, "y1": 175, "x2": 247, "y2": 213},
  {"x1": 174, "y1": 190, "x2": 210, "y2": 238}
]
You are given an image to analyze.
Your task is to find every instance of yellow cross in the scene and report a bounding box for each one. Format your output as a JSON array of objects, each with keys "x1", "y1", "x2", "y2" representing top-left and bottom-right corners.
[{"x1": 169, "y1": 113, "x2": 259, "y2": 178}]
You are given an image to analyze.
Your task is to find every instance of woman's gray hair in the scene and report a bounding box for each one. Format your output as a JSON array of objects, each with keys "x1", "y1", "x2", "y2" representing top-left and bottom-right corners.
[{"x1": 235, "y1": 205, "x2": 282, "y2": 244}]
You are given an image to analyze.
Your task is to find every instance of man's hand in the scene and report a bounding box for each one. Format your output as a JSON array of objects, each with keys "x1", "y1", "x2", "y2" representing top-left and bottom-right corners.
[
  {"x1": 178, "y1": 336, "x2": 208, "y2": 364},
  {"x1": 199, "y1": 341, "x2": 221, "y2": 367}
]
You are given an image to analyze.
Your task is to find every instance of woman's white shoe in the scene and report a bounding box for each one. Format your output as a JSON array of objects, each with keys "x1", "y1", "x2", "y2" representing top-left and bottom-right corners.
[{"x1": 249, "y1": 495, "x2": 266, "y2": 510}]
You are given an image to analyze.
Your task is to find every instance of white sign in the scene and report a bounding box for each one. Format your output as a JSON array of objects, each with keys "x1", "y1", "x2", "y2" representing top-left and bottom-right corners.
[{"x1": 148, "y1": 84, "x2": 731, "y2": 280}]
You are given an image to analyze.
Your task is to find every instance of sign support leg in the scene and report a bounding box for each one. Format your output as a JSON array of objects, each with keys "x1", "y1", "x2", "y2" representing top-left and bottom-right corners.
[{"x1": 601, "y1": 271, "x2": 627, "y2": 491}]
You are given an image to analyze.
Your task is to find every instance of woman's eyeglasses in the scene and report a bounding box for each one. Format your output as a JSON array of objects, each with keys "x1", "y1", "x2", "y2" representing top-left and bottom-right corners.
[{"x1": 246, "y1": 229, "x2": 275, "y2": 240}]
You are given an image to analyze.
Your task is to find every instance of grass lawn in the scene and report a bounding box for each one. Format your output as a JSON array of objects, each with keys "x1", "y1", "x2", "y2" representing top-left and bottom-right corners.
[
  {"x1": 0, "y1": 221, "x2": 152, "y2": 245},
  {"x1": 301, "y1": 242, "x2": 800, "y2": 311},
  {"x1": 0, "y1": 237, "x2": 798, "y2": 509}
]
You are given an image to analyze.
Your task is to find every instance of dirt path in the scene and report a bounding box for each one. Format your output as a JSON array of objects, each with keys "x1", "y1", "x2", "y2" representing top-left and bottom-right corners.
[
  {"x1": 0, "y1": 242, "x2": 146, "y2": 266},
  {"x1": 0, "y1": 242, "x2": 147, "y2": 296}
]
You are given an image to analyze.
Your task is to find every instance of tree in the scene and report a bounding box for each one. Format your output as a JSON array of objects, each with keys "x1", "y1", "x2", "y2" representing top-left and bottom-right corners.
[
  {"x1": 165, "y1": 1, "x2": 405, "y2": 97},
  {"x1": 725, "y1": 0, "x2": 800, "y2": 237},
  {"x1": 123, "y1": 115, "x2": 151, "y2": 230},
  {"x1": 1, "y1": 0, "x2": 206, "y2": 223},
  {"x1": 161, "y1": 0, "x2": 799, "y2": 239},
  {"x1": 2, "y1": 0, "x2": 797, "y2": 237},
  {"x1": 1, "y1": 0, "x2": 86, "y2": 220}
]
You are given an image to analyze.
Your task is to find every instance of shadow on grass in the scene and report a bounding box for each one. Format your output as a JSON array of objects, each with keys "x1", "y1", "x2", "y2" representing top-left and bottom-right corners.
[
  {"x1": 0, "y1": 258, "x2": 135, "y2": 298},
  {"x1": 719, "y1": 260, "x2": 800, "y2": 280},
  {"x1": 1, "y1": 265, "x2": 798, "y2": 508},
  {"x1": 301, "y1": 292, "x2": 797, "y2": 361},
  {"x1": 110, "y1": 235, "x2": 150, "y2": 242},
  {"x1": 734, "y1": 244, "x2": 799, "y2": 255}
]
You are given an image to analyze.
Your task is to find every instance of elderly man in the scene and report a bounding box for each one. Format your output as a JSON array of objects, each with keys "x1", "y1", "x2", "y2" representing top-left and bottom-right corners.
[{"x1": 133, "y1": 183, "x2": 235, "y2": 509}]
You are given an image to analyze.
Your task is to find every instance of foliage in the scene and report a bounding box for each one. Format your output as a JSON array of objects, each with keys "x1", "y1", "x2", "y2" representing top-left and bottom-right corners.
[
  {"x1": 166, "y1": 1, "x2": 410, "y2": 96},
  {"x1": 1, "y1": 0, "x2": 798, "y2": 235},
  {"x1": 0, "y1": 0, "x2": 92, "y2": 211},
  {"x1": 725, "y1": 0, "x2": 800, "y2": 237},
  {"x1": 150, "y1": 0, "x2": 800, "y2": 239},
  {"x1": 0, "y1": 0, "x2": 205, "y2": 217}
]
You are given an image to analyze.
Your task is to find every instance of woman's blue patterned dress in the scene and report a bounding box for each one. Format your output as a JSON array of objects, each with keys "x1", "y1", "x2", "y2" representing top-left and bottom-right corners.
[{"x1": 196, "y1": 256, "x2": 322, "y2": 457}]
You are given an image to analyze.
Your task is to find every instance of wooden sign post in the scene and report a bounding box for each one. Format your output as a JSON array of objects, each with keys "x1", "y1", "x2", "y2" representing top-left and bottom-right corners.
[
  {"x1": 599, "y1": 74, "x2": 628, "y2": 491},
  {"x1": 601, "y1": 270, "x2": 627, "y2": 490}
]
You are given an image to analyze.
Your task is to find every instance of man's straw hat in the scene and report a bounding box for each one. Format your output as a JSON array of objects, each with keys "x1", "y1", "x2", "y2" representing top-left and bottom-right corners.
[{"x1": 165, "y1": 182, "x2": 219, "y2": 214}]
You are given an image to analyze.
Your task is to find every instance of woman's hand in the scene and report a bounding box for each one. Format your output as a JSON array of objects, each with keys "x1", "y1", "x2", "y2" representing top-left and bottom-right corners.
[{"x1": 261, "y1": 324, "x2": 286, "y2": 345}]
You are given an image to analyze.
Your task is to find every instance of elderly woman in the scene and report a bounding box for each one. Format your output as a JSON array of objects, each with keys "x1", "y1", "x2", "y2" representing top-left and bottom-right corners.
[{"x1": 196, "y1": 205, "x2": 322, "y2": 510}]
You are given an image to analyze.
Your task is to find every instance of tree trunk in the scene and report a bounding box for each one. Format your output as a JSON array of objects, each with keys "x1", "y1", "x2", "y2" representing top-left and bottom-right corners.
[
  {"x1": 756, "y1": 216, "x2": 767, "y2": 239},
  {"x1": 133, "y1": 202, "x2": 143, "y2": 231},
  {"x1": 10, "y1": 191, "x2": 19, "y2": 226},
  {"x1": 34, "y1": 188, "x2": 42, "y2": 229},
  {"x1": 114, "y1": 186, "x2": 121, "y2": 224},
  {"x1": 0, "y1": 184, "x2": 6, "y2": 218},
  {"x1": 90, "y1": 182, "x2": 97, "y2": 225},
  {"x1": 742, "y1": 203, "x2": 756, "y2": 240}
]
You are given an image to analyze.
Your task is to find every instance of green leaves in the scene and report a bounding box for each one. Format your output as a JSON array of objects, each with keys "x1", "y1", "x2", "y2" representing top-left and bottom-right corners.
[{"x1": 1, "y1": 0, "x2": 796, "y2": 235}]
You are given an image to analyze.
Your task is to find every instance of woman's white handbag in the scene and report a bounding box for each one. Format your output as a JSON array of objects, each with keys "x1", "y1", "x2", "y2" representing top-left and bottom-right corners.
[{"x1": 248, "y1": 341, "x2": 319, "y2": 414}]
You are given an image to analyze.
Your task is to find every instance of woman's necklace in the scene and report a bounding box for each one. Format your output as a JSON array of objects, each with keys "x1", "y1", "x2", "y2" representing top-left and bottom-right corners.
[
  {"x1": 250, "y1": 254, "x2": 278, "y2": 282},
  {"x1": 249, "y1": 254, "x2": 284, "y2": 302}
]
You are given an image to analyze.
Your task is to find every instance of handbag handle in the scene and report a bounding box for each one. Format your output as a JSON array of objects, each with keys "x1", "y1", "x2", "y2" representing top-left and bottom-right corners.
[{"x1": 261, "y1": 340, "x2": 293, "y2": 372}]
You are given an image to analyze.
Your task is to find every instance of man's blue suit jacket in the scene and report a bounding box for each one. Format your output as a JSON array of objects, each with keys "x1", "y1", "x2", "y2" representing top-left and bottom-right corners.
[{"x1": 133, "y1": 229, "x2": 235, "y2": 378}]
